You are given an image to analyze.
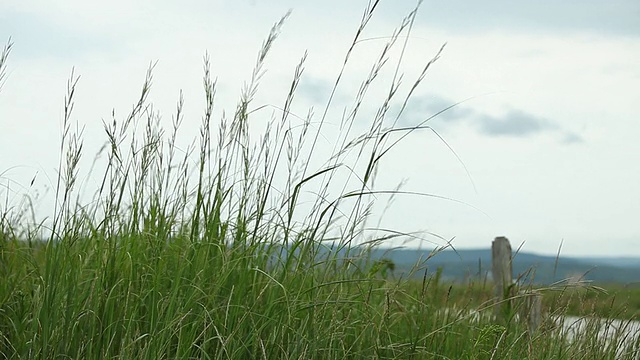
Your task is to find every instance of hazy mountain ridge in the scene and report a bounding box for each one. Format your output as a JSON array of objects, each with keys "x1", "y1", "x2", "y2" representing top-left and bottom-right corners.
[{"x1": 368, "y1": 248, "x2": 640, "y2": 285}]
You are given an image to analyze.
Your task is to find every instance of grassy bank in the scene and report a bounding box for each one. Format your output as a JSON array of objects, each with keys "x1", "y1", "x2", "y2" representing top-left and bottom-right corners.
[
  {"x1": 1, "y1": 3, "x2": 640, "y2": 359},
  {"x1": 396, "y1": 278, "x2": 640, "y2": 321}
]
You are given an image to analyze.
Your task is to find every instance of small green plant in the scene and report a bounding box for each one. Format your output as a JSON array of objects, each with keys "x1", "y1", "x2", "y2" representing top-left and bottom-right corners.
[{"x1": 369, "y1": 258, "x2": 396, "y2": 279}]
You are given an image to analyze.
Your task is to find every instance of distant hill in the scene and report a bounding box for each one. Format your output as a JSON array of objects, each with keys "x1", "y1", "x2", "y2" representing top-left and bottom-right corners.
[{"x1": 366, "y1": 247, "x2": 640, "y2": 285}]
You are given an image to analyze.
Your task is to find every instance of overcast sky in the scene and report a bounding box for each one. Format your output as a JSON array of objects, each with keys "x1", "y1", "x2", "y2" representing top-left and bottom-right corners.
[{"x1": 1, "y1": 1, "x2": 639, "y2": 257}]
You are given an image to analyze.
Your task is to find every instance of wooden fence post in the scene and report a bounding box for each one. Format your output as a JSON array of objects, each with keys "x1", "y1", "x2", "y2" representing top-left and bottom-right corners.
[
  {"x1": 492, "y1": 236, "x2": 514, "y2": 321},
  {"x1": 520, "y1": 290, "x2": 542, "y2": 334},
  {"x1": 491, "y1": 236, "x2": 542, "y2": 334}
]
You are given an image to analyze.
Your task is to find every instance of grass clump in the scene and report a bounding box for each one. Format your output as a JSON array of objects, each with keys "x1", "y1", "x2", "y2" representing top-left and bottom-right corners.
[{"x1": 1, "y1": 2, "x2": 640, "y2": 359}]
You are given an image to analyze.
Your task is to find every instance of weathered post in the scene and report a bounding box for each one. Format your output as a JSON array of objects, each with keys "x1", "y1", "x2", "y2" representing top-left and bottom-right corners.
[
  {"x1": 491, "y1": 236, "x2": 542, "y2": 334},
  {"x1": 492, "y1": 236, "x2": 514, "y2": 322},
  {"x1": 520, "y1": 290, "x2": 542, "y2": 333}
]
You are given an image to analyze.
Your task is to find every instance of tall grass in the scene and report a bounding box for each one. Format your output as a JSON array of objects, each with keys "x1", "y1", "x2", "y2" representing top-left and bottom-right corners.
[{"x1": 1, "y1": 3, "x2": 639, "y2": 359}]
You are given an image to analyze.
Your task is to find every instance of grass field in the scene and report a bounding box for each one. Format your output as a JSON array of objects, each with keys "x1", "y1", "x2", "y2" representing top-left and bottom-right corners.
[
  {"x1": 1, "y1": 3, "x2": 640, "y2": 359},
  {"x1": 401, "y1": 277, "x2": 640, "y2": 321}
]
